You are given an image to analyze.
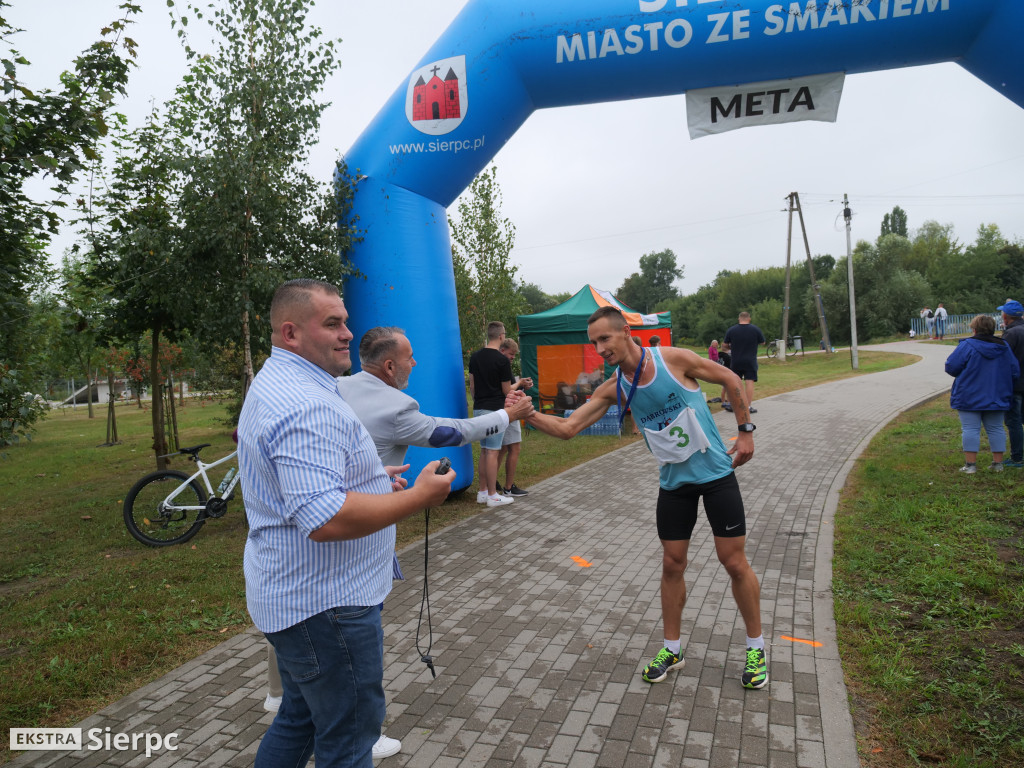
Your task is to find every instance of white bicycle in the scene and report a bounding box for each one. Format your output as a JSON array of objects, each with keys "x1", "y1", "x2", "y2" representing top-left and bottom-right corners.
[{"x1": 123, "y1": 443, "x2": 241, "y2": 547}]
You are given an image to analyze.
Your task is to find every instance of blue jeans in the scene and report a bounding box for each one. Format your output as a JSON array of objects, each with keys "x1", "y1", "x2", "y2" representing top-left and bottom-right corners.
[
  {"x1": 1004, "y1": 394, "x2": 1023, "y2": 462},
  {"x1": 958, "y1": 410, "x2": 1007, "y2": 454},
  {"x1": 256, "y1": 606, "x2": 385, "y2": 768}
]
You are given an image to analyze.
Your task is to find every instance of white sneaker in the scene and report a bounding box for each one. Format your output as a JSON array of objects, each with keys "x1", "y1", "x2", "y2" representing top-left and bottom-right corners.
[
  {"x1": 263, "y1": 694, "x2": 281, "y2": 712},
  {"x1": 476, "y1": 490, "x2": 488, "y2": 503},
  {"x1": 486, "y1": 494, "x2": 513, "y2": 507},
  {"x1": 373, "y1": 734, "x2": 401, "y2": 760}
]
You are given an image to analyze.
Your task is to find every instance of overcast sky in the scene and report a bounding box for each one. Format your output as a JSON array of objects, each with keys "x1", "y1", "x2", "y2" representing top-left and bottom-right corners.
[{"x1": 10, "y1": 1, "x2": 1024, "y2": 300}]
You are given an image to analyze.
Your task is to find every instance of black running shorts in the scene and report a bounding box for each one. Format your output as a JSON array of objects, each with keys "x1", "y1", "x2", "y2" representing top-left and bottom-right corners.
[
  {"x1": 656, "y1": 472, "x2": 746, "y2": 540},
  {"x1": 730, "y1": 363, "x2": 758, "y2": 382}
]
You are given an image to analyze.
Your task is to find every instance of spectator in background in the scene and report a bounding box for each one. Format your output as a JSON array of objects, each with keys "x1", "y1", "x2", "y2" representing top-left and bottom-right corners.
[
  {"x1": 718, "y1": 342, "x2": 733, "y2": 411},
  {"x1": 649, "y1": 335, "x2": 662, "y2": 348},
  {"x1": 934, "y1": 303, "x2": 948, "y2": 340},
  {"x1": 497, "y1": 338, "x2": 533, "y2": 496},
  {"x1": 999, "y1": 300, "x2": 1024, "y2": 468},
  {"x1": 921, "y1": 306, "x2": 935, "y2": 339},
  {"x1": 708, "y1": 340, "x2": 729, "y2": 409},
  {"x1": 724, "y1": 312, "x2": 766, "y2": 414},
  {"x1": 944, "y1": 314, "x2": 1019, "y2": 474},
  {"x1": 469, "y1": 322, "x2": 515, "y2": 508}
]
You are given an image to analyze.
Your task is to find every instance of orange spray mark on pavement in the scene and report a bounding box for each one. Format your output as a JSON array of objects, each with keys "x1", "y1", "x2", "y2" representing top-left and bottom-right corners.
[
  {"x1": 780, "y1": 635, "x2": 823, "y2": 648},
  {"x1": 571, "y1": 556, "x2": 592, "y2": 568}
]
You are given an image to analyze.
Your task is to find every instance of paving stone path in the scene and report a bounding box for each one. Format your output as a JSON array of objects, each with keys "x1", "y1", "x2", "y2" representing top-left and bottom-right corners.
[{"x1": 10, "y1": 341, "x2": 952, "y2": 768}]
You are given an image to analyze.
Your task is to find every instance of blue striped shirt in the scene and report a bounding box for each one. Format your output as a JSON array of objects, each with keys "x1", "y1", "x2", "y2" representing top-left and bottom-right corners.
[{"x1": 238, "y1": 347, "x2": 396, "y2": 633}]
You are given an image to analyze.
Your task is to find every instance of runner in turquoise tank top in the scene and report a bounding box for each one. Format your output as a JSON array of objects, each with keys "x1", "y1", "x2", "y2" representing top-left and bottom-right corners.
[
  {"x1": 522, "y1": 306, "x2": 769, "y2": 692},
  {"x1": 618, "y1": 347, "x2": 734, "y2": 490}
]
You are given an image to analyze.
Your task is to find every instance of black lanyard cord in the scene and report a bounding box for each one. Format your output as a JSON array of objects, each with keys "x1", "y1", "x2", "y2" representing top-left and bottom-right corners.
[{"x1": 415, "y1": 506, "x2": 435, "y2": 678}]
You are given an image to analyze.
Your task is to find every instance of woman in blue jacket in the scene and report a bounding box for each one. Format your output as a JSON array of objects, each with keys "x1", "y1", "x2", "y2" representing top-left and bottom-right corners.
[{"x1": 945, "y1": 314, "x2": 1020, "y2": 473}]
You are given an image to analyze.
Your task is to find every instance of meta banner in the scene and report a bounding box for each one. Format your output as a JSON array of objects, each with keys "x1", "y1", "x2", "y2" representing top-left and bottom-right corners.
[{"x1": 687, "y1": 72, "x2": 845, "y2": 139}]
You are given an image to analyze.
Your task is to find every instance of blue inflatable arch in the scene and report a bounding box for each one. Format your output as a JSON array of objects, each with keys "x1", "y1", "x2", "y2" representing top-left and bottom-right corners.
[{"x1": 342, "y1": 0, "x2": 1023, "y2": 487}]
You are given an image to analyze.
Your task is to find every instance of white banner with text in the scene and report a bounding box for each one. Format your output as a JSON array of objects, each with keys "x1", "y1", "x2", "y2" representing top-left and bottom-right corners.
[{"x1": 686, "y1": 72, "x2": 845, "y2": 139}]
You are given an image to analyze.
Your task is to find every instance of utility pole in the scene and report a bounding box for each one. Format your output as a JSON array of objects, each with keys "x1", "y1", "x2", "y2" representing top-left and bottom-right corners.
[
  {"x1": 791, "y1": 192, "x2": 832, "y2": 352},
  {"x1": 781, "y1": 195, "x2": 794, "y2": 361},
  {"x1": 844, "y1": 194, "x2": 859, "y2": 370}
]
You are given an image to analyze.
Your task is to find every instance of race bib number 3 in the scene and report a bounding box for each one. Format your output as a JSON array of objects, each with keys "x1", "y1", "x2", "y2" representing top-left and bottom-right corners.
[{"x1": 644, "y1": 407, "x2": 712, "y2": 465}]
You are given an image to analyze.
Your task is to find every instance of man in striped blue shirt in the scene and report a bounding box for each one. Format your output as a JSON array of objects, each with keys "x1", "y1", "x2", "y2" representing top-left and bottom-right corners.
[{"x1": 238, "y1": 279, "x2": 455, "y2": 768}]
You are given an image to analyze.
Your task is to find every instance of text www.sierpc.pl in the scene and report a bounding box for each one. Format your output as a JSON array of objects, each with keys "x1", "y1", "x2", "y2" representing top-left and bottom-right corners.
[{"x1": 389, "y1": 135, "x2": 486, "y2": 155}]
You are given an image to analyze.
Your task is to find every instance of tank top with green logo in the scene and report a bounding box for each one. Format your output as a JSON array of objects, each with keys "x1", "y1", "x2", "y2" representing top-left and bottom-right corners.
[{"x1": 618, "y1": 348, "x2": 734, "y2": 489}]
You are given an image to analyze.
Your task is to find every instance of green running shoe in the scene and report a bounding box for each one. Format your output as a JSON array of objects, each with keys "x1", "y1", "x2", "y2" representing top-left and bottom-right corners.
[
  {"x1": 642, "y1": 647, "x2": 684, "y2": 683},
  {"x1": 741, "y1": 647, "x2": 768, "y2": 689}
]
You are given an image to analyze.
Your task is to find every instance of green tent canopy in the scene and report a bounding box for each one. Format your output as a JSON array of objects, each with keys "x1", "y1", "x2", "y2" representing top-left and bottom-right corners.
[{"x1": 517, "y1": 285, "x2": 671, "y2": 411}]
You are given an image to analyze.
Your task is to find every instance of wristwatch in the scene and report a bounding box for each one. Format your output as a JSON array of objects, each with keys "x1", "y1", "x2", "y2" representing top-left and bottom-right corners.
[{"x1": 737, "y1": 423, "x2": 756, "y2": 433}]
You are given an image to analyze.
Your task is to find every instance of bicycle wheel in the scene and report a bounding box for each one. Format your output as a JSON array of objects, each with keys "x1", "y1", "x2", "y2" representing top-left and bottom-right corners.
[
  {"x1": 766, "y1": 342, "x2": 778, "y2": 359},
  {"x1": 124, "y1": 470, "x2": 208, "y2": 547}
]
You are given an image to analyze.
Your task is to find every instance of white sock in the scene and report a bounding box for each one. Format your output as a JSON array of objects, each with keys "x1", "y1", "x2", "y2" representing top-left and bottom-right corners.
[
  {"x1": 664, "y1": 638, "x2": 681, "y2": 655},
  {"x1": 747, "y1": 635, "x2": 765, "y2": 651}
]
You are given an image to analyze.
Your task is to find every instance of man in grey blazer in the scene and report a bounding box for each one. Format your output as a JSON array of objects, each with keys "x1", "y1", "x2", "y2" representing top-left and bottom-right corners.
[
  {"x1": 337, "y1": 326, "x2": 534, "y2": 468},
  {"x1": 264, "y1": 326, "x2": 533, "y2": 758}
]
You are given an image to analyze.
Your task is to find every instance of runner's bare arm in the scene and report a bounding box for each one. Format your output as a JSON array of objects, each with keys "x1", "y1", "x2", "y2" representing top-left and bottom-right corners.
[{"x1": 525, "y1": 378, "x2": 617, "y2": 439}]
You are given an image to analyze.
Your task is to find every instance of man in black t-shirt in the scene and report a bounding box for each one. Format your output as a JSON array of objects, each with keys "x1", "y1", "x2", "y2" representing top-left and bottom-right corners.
[
  {"x1": 468, "y1": 321, "x2": 515, "y2": 507},
  {"x1": 723, "y1": 312, "x2": 766, "y2": 414}
]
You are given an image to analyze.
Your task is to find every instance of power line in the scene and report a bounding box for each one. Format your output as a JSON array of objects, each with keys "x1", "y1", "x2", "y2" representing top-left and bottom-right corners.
[{"x1": 801, "y1": 193, "x2": 1024, "y2": 204}]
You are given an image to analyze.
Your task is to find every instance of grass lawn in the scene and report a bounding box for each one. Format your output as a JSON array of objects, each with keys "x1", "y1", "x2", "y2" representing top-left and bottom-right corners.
[
  {"x1": 0, "y1": 347, "x2": 920, "y2": 754},
  {"x1": 834, "y1": 395, "x2": 1024, "y2": 767}
]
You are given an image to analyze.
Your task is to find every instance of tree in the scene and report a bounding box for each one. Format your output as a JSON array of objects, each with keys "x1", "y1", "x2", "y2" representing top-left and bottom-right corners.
[
  {"x1": 880, "y1": 205, "x2": 908, "y2": 239},
  {"x1": 616, "y1": 248, "x2": 684, "y2": 313},
  {"x1": 169, "y1": 0, "x2": 353, "y2": 397},
  {"x1": 664, "y1": 258, "x2": 834, "y2": 345},
  {"x1": 519, "y1": 282, "x2": 560, "y2": 314},
  {"x1": 0, "y1": 3, "x2": 137, "y2": 332},
  {"x1": 906, "y1": 220, "x2": 959, "y2": 278},
  {"x1": 449, "y1": 165, "x2": 529, "y2": 363},
  {"x1": 56, "y1": 253, "x2": 108, "y2": 419},
  {"x1": 83, "y1": 109, "x2": 195, "y2": 468},
  {"x1": 0, "y1": 364, "x2": 47, "y2": 456},
  {"x1": 820, "y1": 235, "x2": 929, "y2": 341},
  {"x1": 0, "y1": 1, "x2": 137, "y2": 446},
  {"x1": 927, "y1": 223, "x2": 1007, "y2": 311},
  {"x1": 995, "y1": 241, "x2": 1024, "y2": 303}
]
